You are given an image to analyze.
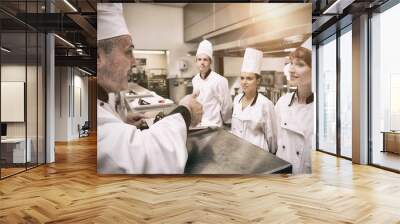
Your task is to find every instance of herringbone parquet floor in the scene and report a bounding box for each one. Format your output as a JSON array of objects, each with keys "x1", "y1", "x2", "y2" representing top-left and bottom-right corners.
[{"x1": 1, "y1": 134, "x2": 399, "y2": 223}]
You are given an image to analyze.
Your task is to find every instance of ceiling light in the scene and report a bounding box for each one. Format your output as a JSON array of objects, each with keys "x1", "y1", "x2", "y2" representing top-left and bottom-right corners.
[
  {"x1": 133, "y1": 50, "x2": 165, "y2": 55},
  {"x1": 284, "y1": 48, "x2": 296, "y2": 52},
  {"x1": 78, "y1": 67, "x2": 92, "y2": 76},
  {"x1": 283, "y1": 35, "x2": 304, "y2": 44},
  {"x1": 75, "y1": 42, "x2": 85, "y2": 47},
  {"x1": 261, "y1": 49, "x2": 294, "y2": 54},
  {"x1": 54, "y1": 34, "x2": 75, "y2": 48},
  {"x1": 63, "y1": 0, "x2": 78, "y2": 12},
  {"x1": 323, "y1": 0, "x2": 354, "y2": 15},
  {"x1": 1, "y1": 47, "x2": 11, "y2": 53}
]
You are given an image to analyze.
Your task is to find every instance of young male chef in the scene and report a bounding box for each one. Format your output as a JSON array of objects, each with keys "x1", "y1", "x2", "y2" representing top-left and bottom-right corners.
[{"x1": 191, "y1": 40, "x2": 232, "y2": 127}]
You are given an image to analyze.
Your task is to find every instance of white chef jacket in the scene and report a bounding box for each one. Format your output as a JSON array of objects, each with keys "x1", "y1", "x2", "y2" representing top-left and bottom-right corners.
[
  {"x1": 231, "y1": 93, "x2": 277, "y2": 153},
  {"x1": 275, "y1": 92, "x2": 314, "y2": 174},
  {"x1": 192, "y1": 71, "x2": 232, "y2": 127},
  {"x1": 97, "y1": 98, "x2": 188, "y2": 174}
]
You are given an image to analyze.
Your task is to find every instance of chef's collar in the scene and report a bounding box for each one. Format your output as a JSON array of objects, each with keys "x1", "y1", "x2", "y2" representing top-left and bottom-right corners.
[
  {"x1": 239, "y1": 92, "x2": 258, "y2": 106},
  {"x1": 288, "y1": 90, "x2": 314, "y2": 106},
  {"x1": 200, "y1": 69, "x2": 212, "y2": 80},
  {"x1": 97, "y1": 85, "x2": 121, "y2": 111}
]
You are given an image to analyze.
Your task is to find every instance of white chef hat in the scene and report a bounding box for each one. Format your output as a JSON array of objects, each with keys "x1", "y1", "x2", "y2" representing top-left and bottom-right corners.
[
  {"x1": 241, "y1": 48, "x2": 263, "y2": 74},
  {"x1": 196, "y1": 40, "x2": 213, "y2": 59},
  {"x1": 97, "y1": 3, "x2": 130, "y2": 41}
]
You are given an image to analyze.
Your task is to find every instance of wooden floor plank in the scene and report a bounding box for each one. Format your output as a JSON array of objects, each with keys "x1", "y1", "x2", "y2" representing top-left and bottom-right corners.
[{"x1": 0, "y1": 134, "x2": 399, "y2": 223}]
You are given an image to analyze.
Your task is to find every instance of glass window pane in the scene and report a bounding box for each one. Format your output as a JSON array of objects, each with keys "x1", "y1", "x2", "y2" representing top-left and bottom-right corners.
[
  {"x1": 318, "y1": 36, "x2": 337, "y2": 154},
  {"x1": 27, "y1": 31, "x2": 38, "y2": 169},
  {"x1": 340, "y1": 28, "x2": 352, "y2": 158},
  {"x1": 38, "y1": 32, "x2": 45, "y2": 165},
  {"x1": 1, "y1": 1, "x2": 46, "y2": 179},
  {"x1": 1, "y1": 31, "x2": 27, "y2": 177},
  {"x1": 371, "y1": 3, "x2": 400, "y2": 171}
]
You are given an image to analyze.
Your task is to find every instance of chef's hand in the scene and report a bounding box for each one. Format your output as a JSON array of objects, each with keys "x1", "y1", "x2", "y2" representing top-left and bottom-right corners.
[
  {"x1": 179, "y1": 94, "x2": 203, "y2": 127},
  {"x1": 193, "y1": 89, "x2": 200, "y2": 98},
  {"x1": 125, "y1": 112, "x2": 146, "y2": 127}
]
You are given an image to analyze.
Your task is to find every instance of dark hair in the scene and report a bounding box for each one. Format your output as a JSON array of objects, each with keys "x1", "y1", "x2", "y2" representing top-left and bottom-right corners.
[
  {"x1": 241, "y1": 72, "x2": 261, "y2": 80},
  {"x1": 289, "y1": 47, "x2": 311, "y2": 67}
]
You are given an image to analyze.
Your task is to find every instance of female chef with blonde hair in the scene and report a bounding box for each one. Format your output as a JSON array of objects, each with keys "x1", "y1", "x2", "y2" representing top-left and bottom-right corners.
[
  {"x1": 275, "y1": 47, "x2": 313, "y2": 174},
  {"x1": 231, "y1": 48, "x2": 277, "y2": 153}
]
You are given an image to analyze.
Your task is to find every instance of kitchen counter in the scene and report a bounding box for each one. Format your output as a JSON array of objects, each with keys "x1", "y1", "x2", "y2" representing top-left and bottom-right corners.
[
  {"x1": 185, "y1": 127, "x2": 292, "y2": 174},
  {"x1": 125, "y1": 83, "x2": 176, "y2": 115},
  {"x1": 126, "y1": 84, "x2": 291, "y2": 174}
]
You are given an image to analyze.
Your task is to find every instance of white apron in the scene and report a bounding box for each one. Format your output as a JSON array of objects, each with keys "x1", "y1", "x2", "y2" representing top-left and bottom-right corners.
[
  {"x1": 231, "y1": 93, "x2": 277, "y2": 153},
  {"x1": 97, "y1": 97, "x2": 188, "y2": 174},
  {"x1": 275, "y1": 92, "x2": 314, "y2": 174},
  {"x1": 192, "y1": 71, "x2": 232, "y2": 127}
]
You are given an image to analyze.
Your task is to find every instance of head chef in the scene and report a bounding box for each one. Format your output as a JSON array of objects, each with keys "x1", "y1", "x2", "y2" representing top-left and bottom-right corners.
[
  {"x1": 191, "y1": 40, "x2": 233, "y2": 127},
  {"x1": 96, "y1": 3, "x2": 203, "y2": 174},
  {"x1": 97, "y1": 3, "x2": 134, "y2": 96}
]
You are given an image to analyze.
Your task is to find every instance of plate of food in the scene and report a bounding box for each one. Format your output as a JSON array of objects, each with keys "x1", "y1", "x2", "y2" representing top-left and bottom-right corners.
[{"x1": 125, "y1": 90, "x2": 153, "y2": 99}]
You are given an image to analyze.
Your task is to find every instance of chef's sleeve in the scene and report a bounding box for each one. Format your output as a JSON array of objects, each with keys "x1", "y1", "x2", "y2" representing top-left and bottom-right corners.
[
  {"x1": 98, "y1": 109, "x2": 188, "y2": 174},
  {"x1": 264, "y1": 102, "x2": 278, "y2": 154},
  {"x1": 218, "y1": 78, "x2": 233, "y2": 124},
  {"x1": 168, "y1": 105, "x2": 191, "y2": 129}
]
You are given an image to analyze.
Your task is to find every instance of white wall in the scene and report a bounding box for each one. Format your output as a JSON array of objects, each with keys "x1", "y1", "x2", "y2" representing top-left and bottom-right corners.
[
  {"x1": 1, "y1": 66, "x2": 26, "y2": 131},
  {"x1": 123, "y1": 3, "x2": 196, "y2": 78},
  {"x1": 1, "y1": 64, "x2": 46, "y2": 164},
  {"x1": 1, "y1": 65, "x2": 26, "y2": 138},
  {"x1": 134, "y1": 53, "x2": 167, "y2": 70},
  {"x1": 1, "y1": 65, "x2": 26, "y2": 81},
  {"x1": 173, "y1": 55, "x2": 198, "y2": 78},
  {"x1": 55, "y1": 67, "x2": 69, "y2": 141},
  {"x1": 223, "y1": 57, "x2": 286, "y2": 77},
  {"x1": 72, "y1": 74, "x2": 89, "y2": 138},
  {"x1": 54, "y1": 67, "x2": 89, "y2": 141},
  {"x1": 1, "y1": 65, "x2": 34, "y2": 137}
]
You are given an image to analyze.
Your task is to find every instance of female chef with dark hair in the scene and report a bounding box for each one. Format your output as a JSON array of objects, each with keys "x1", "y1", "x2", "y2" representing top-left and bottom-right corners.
[
  {"x1": 231, "y1": 48, "x2": 277, "y2": 153},
  {"x1": 275, "y1": 47, "x2": 313, "y2": 174}
]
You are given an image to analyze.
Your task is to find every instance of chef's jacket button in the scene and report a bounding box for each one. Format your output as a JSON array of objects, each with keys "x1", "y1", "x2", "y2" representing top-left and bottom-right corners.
[
  {"x1": 296, "y1": 151, "x2": 300, "y2": 156},
  {"x1": 100, "y1": 102, "x2": 104, "y2": 106},
  {"x1": 284, "y1": 122, "x2": 287, "y2": 125},
  {"x1": 282, "y1": 145, "x2": 285, "y2": 149}
]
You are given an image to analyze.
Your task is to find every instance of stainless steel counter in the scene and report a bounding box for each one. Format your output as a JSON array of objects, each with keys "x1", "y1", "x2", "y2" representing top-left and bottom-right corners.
[
  {"x1": 127, "y1": 83, "x2": 153, "y2": 96},
  {"x1": 185, "y1": 128, "x2": 292, "y2": 174},
  {"x1": 125, "y1": 84, "x2": 291, "y2": 174}
]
